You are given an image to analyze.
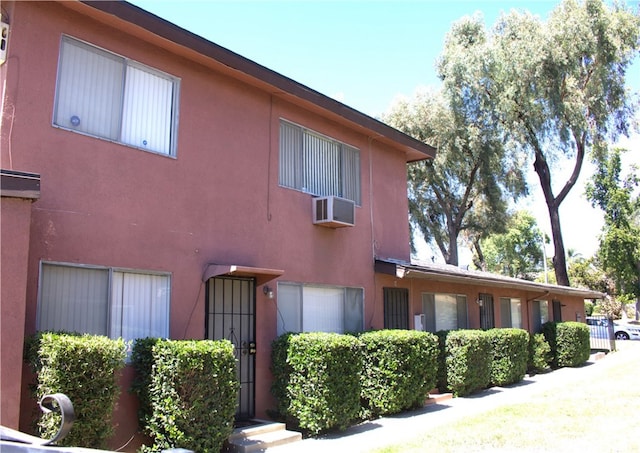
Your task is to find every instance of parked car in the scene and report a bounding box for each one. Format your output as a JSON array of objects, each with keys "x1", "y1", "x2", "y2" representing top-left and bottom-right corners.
[
  {"x1": 586, "y1": 316, "x2": 640, "y2": 340},
  {"x1": 612, "y1": 321, "x2": 640, "y2": 340}
]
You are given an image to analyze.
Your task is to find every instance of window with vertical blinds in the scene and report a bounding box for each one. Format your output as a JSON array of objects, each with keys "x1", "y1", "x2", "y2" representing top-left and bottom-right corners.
[
  {"x1": 38, "y1": 262, "x2": 170, "y2": 344},
  {"x1": 276, "y1": 282, "x2": 363, "y2": 335},
  {"x1": 53, "y1": 36, "x2": 179, "y2": 156},
  {"x1": 499, "y1": 297, "x2": 522, "y2": 328},
  {"x1": 422, "y1": 293, "x2": 468, "y2": 332},
  {"x1": 279, "y1": 120, "x2": 361, "y2": 204}
]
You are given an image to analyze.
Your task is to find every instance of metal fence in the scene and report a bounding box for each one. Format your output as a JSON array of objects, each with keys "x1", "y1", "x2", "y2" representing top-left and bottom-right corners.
[{"x1": 586, "y1": 316, "x2": 616, "y2": 351}]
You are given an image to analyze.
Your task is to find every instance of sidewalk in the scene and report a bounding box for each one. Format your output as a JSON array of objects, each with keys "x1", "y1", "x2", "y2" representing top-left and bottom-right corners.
[{"x1": 267, "y1": 342, "x2": 638, "y2": 453}]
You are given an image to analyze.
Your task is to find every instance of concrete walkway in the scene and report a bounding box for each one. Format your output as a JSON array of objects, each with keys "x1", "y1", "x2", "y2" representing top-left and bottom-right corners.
[{"x1": 267, "y1": 342, "x2": 638, "y2": 453}]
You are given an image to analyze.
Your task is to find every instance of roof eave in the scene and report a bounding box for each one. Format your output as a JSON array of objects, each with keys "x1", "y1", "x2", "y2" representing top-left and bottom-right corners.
[{"x1": 375, "y1": 259, "x2": 605, "y2": 300}]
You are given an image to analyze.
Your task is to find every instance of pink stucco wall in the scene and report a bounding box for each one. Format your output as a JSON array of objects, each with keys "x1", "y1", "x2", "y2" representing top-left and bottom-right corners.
[
  {"x1": 3, "y1": 1, "x2": 414, "y2": 445},
  {"x1": 0, "y1": 197, "x2": 34, "y2": 428}
]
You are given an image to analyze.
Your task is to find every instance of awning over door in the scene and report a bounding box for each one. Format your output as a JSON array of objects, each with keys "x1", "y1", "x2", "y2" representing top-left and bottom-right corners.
[{"x1": 202, "y1": 263, "x2": 284, "y2": 286}]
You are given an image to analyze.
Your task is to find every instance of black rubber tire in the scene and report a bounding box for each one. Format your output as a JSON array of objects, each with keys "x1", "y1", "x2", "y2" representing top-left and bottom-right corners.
[{"x1": 615, "y1": 331, "x2": 630, "y2": 340}]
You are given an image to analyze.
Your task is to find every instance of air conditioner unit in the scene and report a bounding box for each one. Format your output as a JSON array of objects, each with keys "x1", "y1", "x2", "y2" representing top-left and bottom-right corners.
[
  {"x1": 312, "y1": 196, "x2": 355, "y2": 228},
  {"x1": 0, "y1": 22, "x2": 9, "y2": 66}
]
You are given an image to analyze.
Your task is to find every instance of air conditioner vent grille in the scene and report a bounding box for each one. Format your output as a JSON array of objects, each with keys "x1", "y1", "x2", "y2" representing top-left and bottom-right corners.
[{"x1": 312, "y1": 196, "x2": 355, "y2": 228}]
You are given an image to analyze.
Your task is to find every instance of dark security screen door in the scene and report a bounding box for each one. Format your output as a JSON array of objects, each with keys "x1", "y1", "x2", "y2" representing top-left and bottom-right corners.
[
  {"x1": 479, "y1": 293, "x2": 495, "y2": 330},
  {"x1": 384, "y1": 287, "x2": 409, "y2": 329},
  {"x1": 205, "y1": 277, "x2": 255, "y2": 420}
]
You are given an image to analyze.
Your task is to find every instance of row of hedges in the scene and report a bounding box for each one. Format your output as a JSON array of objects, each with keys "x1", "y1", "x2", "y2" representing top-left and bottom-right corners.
[
  {"x1": 25, "y1": 333, "x2": 238, "y2": 452},
  {"x1": 272, "y1": 324, "x2": 591, "y2": 434},
  {"x1": 271, "y1": 330, "x2": 438, "y2": 435}
]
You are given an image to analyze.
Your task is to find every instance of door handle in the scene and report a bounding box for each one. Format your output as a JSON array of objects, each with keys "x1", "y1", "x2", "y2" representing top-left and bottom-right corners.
[{"x1": 249, "y1": 341, "x2": 257, "y2": 355}]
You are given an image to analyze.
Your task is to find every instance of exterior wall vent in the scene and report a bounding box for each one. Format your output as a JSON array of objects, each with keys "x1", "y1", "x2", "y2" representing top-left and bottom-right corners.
[{"x1": 312, "y1": 196, "x2": 355, "y2": 228}]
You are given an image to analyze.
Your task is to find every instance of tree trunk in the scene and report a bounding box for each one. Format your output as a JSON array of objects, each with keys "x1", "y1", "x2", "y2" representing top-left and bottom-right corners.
[
  {"x1": 532, "y1": 147, "x2": 571, "y2": 286},
  {"x1": 447, "y1": 230, "x2": 459, "y2": 266},
  {"x1": 548, "y1": 203, "x2": 570, "y2": 286}
]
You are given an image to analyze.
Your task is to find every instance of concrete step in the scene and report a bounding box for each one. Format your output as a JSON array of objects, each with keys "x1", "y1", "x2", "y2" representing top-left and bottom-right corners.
[
  {"x1": 227, "y1": 421, "x2": 302, "y2": 453},
  {"x1": 425, "y1": 392, "x2": 453, "y2": 405}
]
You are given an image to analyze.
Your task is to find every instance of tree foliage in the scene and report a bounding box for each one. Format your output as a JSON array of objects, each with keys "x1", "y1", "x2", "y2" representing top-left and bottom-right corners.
[
  {"x1": 383, "y1": 85, "x2": 526, "y2": 265},
  {"x1": 438, "y1": 0, "x2": 640, "y2": 284},
  {"x1": 585, "y1": 145, "x2": 640, "y2": 298},
  {"x1": 475, "y1": 210, "x2": 544, "y2": 280}
]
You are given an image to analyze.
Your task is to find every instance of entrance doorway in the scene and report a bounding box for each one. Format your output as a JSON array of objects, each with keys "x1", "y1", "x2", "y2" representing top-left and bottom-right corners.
[{"x1": 205, "y1": 276, "x2": 256, "y2": 420}]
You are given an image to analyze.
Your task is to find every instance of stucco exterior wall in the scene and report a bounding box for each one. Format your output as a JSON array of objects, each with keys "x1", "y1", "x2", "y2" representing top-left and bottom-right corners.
[
  {"x1": 3, "y1": 1, "x2": 413, "y2": 444},
  {"x1": 0, "y1": 197, "x2": 34, "y2": 428}
]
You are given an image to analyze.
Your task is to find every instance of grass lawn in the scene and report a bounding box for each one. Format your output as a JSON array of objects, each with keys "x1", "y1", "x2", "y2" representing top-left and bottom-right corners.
[{"x1": 374, "y1": 342, "x2": 640, "y2": 453}]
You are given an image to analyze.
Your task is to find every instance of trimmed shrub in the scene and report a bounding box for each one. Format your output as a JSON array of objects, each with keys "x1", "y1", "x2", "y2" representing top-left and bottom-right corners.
[
  {"x1": 271, "y1": 332, "x2": 362, "y2": 435},
  {"x1": 542, "y1": 321, "x2": 591, "y2": 368},
  {"x1": 130, "y1": 337, "x2": 162, "y2": 427},
  {"x1": 435, "y1": 330, "x2": 451, "y2": 392},
  {"x1": 556, "y1": 322, "x2": 591, "y2": 367},
  {"x1": 541, "y1": 321, "x2": 559, "y2": 368},
  {"x1": 360, "y1": 330, "x2": 438, "y2": 417},
  {"x1": 528, "y1": 332, "x2": 552, "y2": 374},
  {"x1": 445, "y1": 330, "x2": 491, "y2": 396},
  {"x1": 138, "y1": 339, "x2": 238, "y2": 453},
  {"x1": 24, "y1": 332, "x2": 126, "y2": 448},
  {"x1": 487, "y1": 328, "x2": 528, "y2": 386}
]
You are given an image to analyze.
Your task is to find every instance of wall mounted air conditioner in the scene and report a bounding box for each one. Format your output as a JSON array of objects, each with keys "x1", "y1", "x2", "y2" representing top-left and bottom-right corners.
[
  {"x1": 0, "y1": 22, "x2": 9, "y2": 66},
  {"x1": 312, "y1": 196, "x2": 355, "y2": 228}
]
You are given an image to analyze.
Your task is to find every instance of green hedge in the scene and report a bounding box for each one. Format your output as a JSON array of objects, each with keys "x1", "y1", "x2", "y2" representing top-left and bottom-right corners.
[
  {"x1": 445, "y1": 330, "x2": 491, "y2": 396},
  {"x1": 359, "y1": 330, "x2": 438, "y2": 417},
  {"x1": 130, "y1": 337, "x2": 162, "y2": 427},
  {"x1": 271, "y1": 332, "x2": 362, "y2": 435},
  {"x1": 24, "y1": 332, "x2": 126, "y2": 448},
  {"x1": 527, "y1": 332, "x2": 552, "y2": 374},
  {"x1": 542, "y1": 321, "x2": 590, "y2": 368},
  {"x1": 132, "y1": 339, "x2": 238, "y2": 453},
  {"x1": 435, "y1": 330, "x2": 451, "y2": 392},
  {"x1": 487, "y1": 328, "x2": 528, "y2": 386},
  {"x1": 556, "y1": 322, "x2": 591, "y2": 367}
]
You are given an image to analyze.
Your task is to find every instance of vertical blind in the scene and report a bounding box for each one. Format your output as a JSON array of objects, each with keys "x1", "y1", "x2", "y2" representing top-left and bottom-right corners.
[
  {"x1": 422, "y1": 293, "x2": 468, "y2": 332},
  {"x1": 276, "y1": 283, "x2": 363, "y2": 335},
  {"x1": 38, "y1": 263, "x2": 170, "y2": 342},
  {"x1": 54, "y1": 36, "x2": 177, "y2": 155},
  {"x1": 111, "y1": 271, "x2": 170, "y2": 342},
  {"x1": 279, "y1": 120, "x2": 361, "y2": 204},
  {"x1": 39, "y1": 264, "x2": 109, "y2": 335}
]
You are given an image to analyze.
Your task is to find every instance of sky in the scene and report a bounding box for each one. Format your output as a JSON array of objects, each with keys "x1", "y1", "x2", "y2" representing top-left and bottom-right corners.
[{"x1": 130, "y1": 0, "x2": 640, "y2": 265}]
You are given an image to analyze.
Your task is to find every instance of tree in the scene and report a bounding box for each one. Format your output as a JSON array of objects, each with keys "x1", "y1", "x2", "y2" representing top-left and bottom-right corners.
[
  {"x1": 383, "y1": 87, "x2": 526, "y2": 265},
  {"x1": 585, "y1": 144, "x2": 640, "y2": 317},
  {"x1": 474, "y1": 210, "x2": 544, "y2": 280},
  {"x1": 439, "y1": 0, "x2": 640, "y2": 285}
]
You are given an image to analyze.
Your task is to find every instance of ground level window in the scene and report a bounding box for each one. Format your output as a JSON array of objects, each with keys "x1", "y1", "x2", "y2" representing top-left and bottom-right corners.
[
  {"x1": 38, "y1": 262, "x2": 170, "y2": 343},
  {"x1": 422, "y1": 293, "x2": 468, "y2": 332},
  {"x1": 276, "y1": 282, "x2": 363, "y2": 335},
  {"x1": 500, "y1": 297, "x2": 522, "y2": 328}
]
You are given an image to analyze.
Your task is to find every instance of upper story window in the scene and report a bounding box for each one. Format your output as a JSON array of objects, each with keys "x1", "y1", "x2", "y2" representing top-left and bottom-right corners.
[
  {"x1": 37, "y1": 262, "x2": 170, "y2": 345},
  {"x1": 279, "y1": 120, "x2": 361, "y2": 205},
  {"x1": 53, "y1": 36, "x2": 179, "y2": 156}
]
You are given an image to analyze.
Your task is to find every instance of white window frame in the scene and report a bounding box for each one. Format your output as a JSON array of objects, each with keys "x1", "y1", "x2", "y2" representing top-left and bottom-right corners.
[
  {"x1": 276, "y1": 282, "x2": 364, "y2": 335},
  {"x1": 53, "y1": 35, "x2": 180, "y2": 157},
  {"x1": 422, "y1": 292, "x2": 468, "y2": 332},
  {"x1": 279, "y1": 119, "x2": 361, "y2": 204},
  {"x1": 37, "y1": 261, "x2": 171, "y2": 344}
]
